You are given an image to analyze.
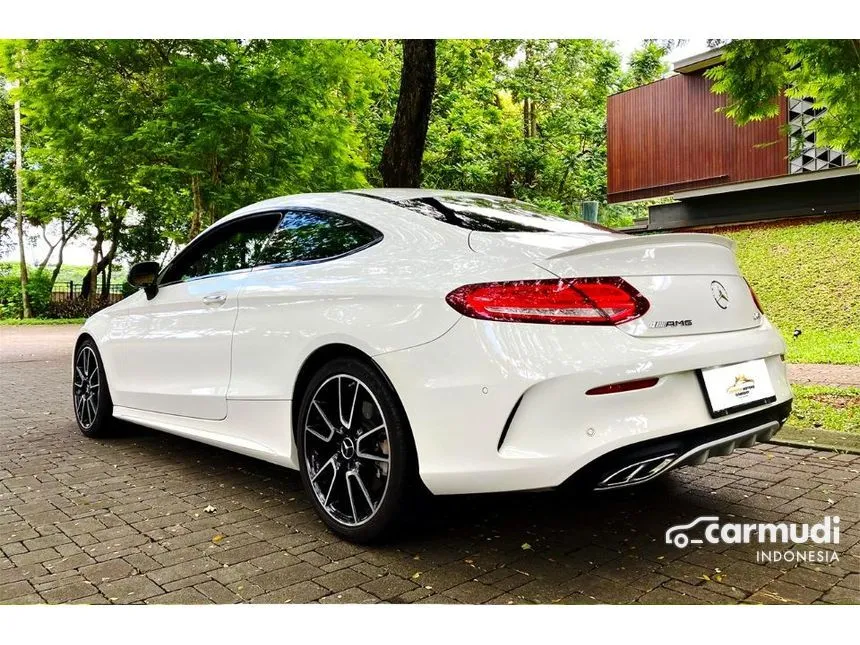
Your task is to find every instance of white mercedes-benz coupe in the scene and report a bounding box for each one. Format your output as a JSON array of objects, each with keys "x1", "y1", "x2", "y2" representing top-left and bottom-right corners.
[{"x1": 73, "y1": 189, "x2": 792, "y2": 541}]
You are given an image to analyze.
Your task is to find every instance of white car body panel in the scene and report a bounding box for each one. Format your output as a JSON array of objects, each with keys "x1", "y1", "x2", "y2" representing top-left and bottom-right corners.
[
  {"x1": 79, "y1": 189, "x2": 791, "y2": 497},
  {"x1": 104, "y1": 272, "x2": 246, "y2": 419},
  {"x1": 472, "y1": 231, "x2": 762, "y2": 337},
  {"x1": 376, "y1": 317, "x2": 789, "y2": 494},
  {"x1": 228, "y1": 195, "x2": 495, "y2": 402},
  {"x1": 113, "y1": 399, "x2": 296, "y2": 467}
]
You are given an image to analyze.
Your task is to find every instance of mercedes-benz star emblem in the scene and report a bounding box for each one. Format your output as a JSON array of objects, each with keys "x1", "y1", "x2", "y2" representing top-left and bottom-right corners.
[
  {"x1": 340, "y1": 437, "x2": 356, "y2": 460},
  {"x1": 710, "y1": 281, "x2": 729, "y2": 309}
]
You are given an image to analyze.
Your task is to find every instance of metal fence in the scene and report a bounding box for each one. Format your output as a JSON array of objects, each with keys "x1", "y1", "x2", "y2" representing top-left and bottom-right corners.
[{"x1": 51, "y1": 281, "x2": 126, "y2": 304}]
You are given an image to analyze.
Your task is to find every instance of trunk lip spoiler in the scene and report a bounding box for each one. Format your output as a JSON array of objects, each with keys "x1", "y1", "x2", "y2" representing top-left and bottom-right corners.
[{"x1": 544, "y1": 233, "x2": 736, "y2": 261}]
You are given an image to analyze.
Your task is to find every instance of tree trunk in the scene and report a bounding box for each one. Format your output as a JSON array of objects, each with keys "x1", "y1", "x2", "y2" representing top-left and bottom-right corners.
[
  {"x1": 558, "y1": 166, "x2": 570, "y2": 195},
  {"x1": 13, "y1": 84, "x2": 31, "y2": 318},
  {"x1": 87, "y1": 228, "x2": 103, "y2": 301},
  {"x1": 522, "y1": 42, "x2": 536, "y2": 140},
  {"x1": 50, "y1": 237, "x2": 66, "y2": 288},
  {"x1": 530, "y1": 100, "x2": 537, "y2": 138},
  {"x1": 189, "y1": 175, "x2": 204, "y2": 241},
  {"x1": 208, "y1": 155, "x2": 221, "y2": 228},
  {"x1": 80, "y1": 239, "x2": 117, "y2": 301},
  {"x1": 378, "y1": 40, "x2": 437, "y2": 188},
  {"x1": 48, "y1": 221, "x2": 80, "y2": 288},
  {"x1": 502, "y1": 168, "x2": 515, "y2": 198},
  {"x1": 523, "y1": 98, "x2": 531, "y2": 139},
  {"x1": 38, "y1": 225, "x2": 58, "y2": 272},
  {"x1": 81, "y1": 211, "x2": 122, "y2": 301}
]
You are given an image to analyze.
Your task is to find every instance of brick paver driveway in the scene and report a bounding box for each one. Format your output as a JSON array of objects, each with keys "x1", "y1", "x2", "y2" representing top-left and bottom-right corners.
[{"x1": 1, "y1": 325, "x2": 858, "y2": 605}]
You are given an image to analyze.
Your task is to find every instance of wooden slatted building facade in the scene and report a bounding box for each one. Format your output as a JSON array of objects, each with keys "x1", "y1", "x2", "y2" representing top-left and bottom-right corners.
[
  {"x1": 608, "y1": 73, "x2": 787, "y2": 203},
  {"x1": 606, "y1": 48, "x2": 859, "y2": 229}
]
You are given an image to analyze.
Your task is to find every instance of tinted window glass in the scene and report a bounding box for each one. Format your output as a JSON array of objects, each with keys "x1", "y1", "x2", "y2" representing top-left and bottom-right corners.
[
  {"x1": 255, "y1": 211, "x2": 381, "y2": 266},
  {"x1": 161, "y1": 213, "x2": 281, "y2": 284},
  {"x1": 400, "y1": 195, "x2": 614, "y2": 233}
]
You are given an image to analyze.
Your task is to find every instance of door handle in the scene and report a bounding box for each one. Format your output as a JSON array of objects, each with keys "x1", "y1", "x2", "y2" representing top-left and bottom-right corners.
[{"x1": 202, "y1": 293, "x2": 227, "y2": 306}]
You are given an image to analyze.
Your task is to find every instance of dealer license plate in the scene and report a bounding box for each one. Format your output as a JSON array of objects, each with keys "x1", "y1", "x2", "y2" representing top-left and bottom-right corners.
[{"x1": 699, "y1": 359, "x2": 776, "y2": 418}]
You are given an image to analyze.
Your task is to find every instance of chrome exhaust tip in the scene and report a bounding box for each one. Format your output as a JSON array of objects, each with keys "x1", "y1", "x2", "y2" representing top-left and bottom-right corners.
[
  {"x1": 595, "y1": 453, "x2": 677, "y2": 490},
  {"x1": 592, "y1": 420, "x2": 781, "y2": 492}
]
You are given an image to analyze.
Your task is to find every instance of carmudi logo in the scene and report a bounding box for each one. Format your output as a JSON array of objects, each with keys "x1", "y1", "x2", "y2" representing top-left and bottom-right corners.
[{"x1": 665, "y1": 516, "x2": 840, "y2": 564}]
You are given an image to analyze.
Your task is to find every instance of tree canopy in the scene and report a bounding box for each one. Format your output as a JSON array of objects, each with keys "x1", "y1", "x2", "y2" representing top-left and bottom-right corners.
[
  {"x1": 7, "y1": 38, "x2": 854, "y2": 316},
  {"x1": 2, "y1": 38, "x2": 659, "y2": 290},
  {"x1": 706, "y1": 39, "x2": 860, "y2": 161}
]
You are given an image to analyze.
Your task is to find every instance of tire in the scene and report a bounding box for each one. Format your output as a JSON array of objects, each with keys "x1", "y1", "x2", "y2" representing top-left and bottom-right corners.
[
  {"x1": 296, "y1": 357, "x2": 416, "y2": 543},
  {"x1": 72, "y1": 339, "x2": 115, "y2": 438}
]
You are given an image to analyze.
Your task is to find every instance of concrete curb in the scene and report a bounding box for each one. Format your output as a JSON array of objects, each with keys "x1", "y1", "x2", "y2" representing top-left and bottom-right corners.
[{"x1": 767, "y1": 425, "x2": 860, "y2": 455}]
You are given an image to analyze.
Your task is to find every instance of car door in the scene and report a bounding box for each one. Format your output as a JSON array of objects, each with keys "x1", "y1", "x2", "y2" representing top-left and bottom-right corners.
[
  {"x1": 111, "y1": 212, "x2": 282, "y2": 420},
  {"x1": 227, "y1": 209, "x2": 385, "y2": 402}
]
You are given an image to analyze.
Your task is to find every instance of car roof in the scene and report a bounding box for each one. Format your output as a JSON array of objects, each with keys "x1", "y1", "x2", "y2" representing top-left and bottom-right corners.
[
  {"x1": 202, "y1": 189, "x2": 474, "y2": 241},
  {"x1": 213, "y1": 188, "x2": 502, "y2": 228},
  {"x1": 194, "y1": 188, "x2": 615, "y2": 248}
]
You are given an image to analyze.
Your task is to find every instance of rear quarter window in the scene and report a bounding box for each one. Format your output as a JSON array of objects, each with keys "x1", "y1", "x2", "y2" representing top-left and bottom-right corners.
[
  {"x1": 399, "y1": 195, "x2": 614, "y2": 234},
  {"x1": 255, "y1": 210, "x2": 382, "y2": 267}
]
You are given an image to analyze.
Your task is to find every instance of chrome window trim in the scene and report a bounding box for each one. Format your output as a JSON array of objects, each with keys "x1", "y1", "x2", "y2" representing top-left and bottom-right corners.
[{"x1": 157, "y1": 210, "x2": 283, "y2": 288}]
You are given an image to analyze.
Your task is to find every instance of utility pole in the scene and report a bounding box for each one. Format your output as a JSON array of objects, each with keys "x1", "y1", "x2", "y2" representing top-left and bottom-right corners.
[{"x1": 13, "y1": 79, "x2": 32, "y2": 318}]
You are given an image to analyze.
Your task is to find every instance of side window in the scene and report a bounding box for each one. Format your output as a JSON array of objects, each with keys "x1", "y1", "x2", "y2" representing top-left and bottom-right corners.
[
  {"x1": 161, "y1": 213, "x2": 282, "y2": 284},
  {"x1": 254, "y1": 210, "x2": 382, "y2": 267}
]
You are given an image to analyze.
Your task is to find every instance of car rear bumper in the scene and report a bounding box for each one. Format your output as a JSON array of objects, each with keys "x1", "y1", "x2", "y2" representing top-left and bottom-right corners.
[
  {"x1": 374, "y1": 316, "x2": 792, "y2": 495},
  {"x1": 565, "y1": 399, "x2": 791, "y2": 491}
]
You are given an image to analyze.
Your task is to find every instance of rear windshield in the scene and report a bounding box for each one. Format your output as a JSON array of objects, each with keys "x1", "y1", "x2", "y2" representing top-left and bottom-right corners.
[{"x1": 398, "y1": 195, "x2": 614, "y2": 233}]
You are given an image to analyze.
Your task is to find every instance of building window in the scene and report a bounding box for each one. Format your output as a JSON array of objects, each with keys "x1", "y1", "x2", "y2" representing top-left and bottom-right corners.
[{"x1": 788, "y1": 98, "x2": 853, "y2": 173}]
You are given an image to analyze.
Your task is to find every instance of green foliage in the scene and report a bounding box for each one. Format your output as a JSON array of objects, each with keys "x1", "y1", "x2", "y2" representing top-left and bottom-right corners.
[
  {"x1": 126, "y1": 40, "x2": 377, "y2": 227},
  {"x1": 0, "y1": 262, "x2": 126, "y2": 285},
  {"x1": 354, "y1": 39, "x2": 402, "y2": 188},
  {"x1": 361, "y1": 40, "x2": 631, "y2": 222},
  {"x1": 2, "y1": 38, "x2": 653, "y2": 290},
  {"x1": 0, "y1": 269, "x2": 52, "y2": 318},
  {"x1": 706, "y1": 39, "x2": 860, "y2": 160},
  {"x1": 624, "y1": 42, "x2": 669, "y2": 89},
  {"x1": 44, "y1": 295, "x2": 114, "y2": 319},
  {"x1": 789, "y1": 385, "x2": 860, "y2": 434},
  {"x1": 0, "y1": 261, "x2": 128, "y2": 320},
  {"x1": 505, "y1": 40, "x2": 624, "y2": 205},
  {"x1": 598, "y1": 198, "x2": 674, "y2": 228},
  {"x1": 422, "y1": 40, "x2": 517, "y2": 193},
  {"x1": 0, "y1": 39, "x2": 383, "y2": 266},
  {"x1": 720, "y1": 217, "x2": 860, "y2": 364}
]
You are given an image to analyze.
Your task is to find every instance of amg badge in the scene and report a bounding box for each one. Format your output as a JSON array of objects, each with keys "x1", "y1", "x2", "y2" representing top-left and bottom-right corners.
[{"x1": 650, "y1": 320, "x2": 693, "y2": 328}]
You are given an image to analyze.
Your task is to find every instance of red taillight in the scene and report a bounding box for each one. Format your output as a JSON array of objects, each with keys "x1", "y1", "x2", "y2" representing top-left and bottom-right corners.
[
  {"x1": 445, "y1": 277, "x2": 650, "y2": 325},
  {"x1": 745, "y1": 278, "x2": 764, "y2": 314},
  {"x1": 586, "y1": 377, "x2": 659, "y2": 395}
]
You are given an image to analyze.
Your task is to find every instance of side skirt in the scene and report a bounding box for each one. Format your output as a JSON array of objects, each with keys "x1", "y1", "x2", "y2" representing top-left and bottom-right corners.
[{"x1": 112, "y1": 399, "x2": 298, "y2": 470}]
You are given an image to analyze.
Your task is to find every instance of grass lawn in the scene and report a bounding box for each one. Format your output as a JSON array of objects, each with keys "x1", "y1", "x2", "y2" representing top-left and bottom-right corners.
[
  {"x1": 719, "y1": 216, "x2": 860, "y2": 365},
  {"x1": 789, "y1": 384, "x2": 860, "y2": 434},
  {"x1": 0, "y1": 318, "x2": 86, "y2": 326}
]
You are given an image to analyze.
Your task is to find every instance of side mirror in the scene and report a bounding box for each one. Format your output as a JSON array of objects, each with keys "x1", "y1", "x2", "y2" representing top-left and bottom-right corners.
[{"x1": 128, "y1": 261, "x2": 161, "y2": 300}]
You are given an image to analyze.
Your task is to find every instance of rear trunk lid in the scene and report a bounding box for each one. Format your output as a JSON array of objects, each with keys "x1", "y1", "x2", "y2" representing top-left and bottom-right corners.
[{"x1": 469, "y1": 231, "x2": 762, "y2": 337}]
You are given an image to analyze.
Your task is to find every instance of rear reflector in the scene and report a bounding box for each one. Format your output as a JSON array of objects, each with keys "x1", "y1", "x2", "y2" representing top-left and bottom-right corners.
[
  {"x1": 586, "y1": 377, "x2": 659, "y2": 395},
  {"x1": 445, "y1": 277, "x2": 649, "y2": 325}
]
